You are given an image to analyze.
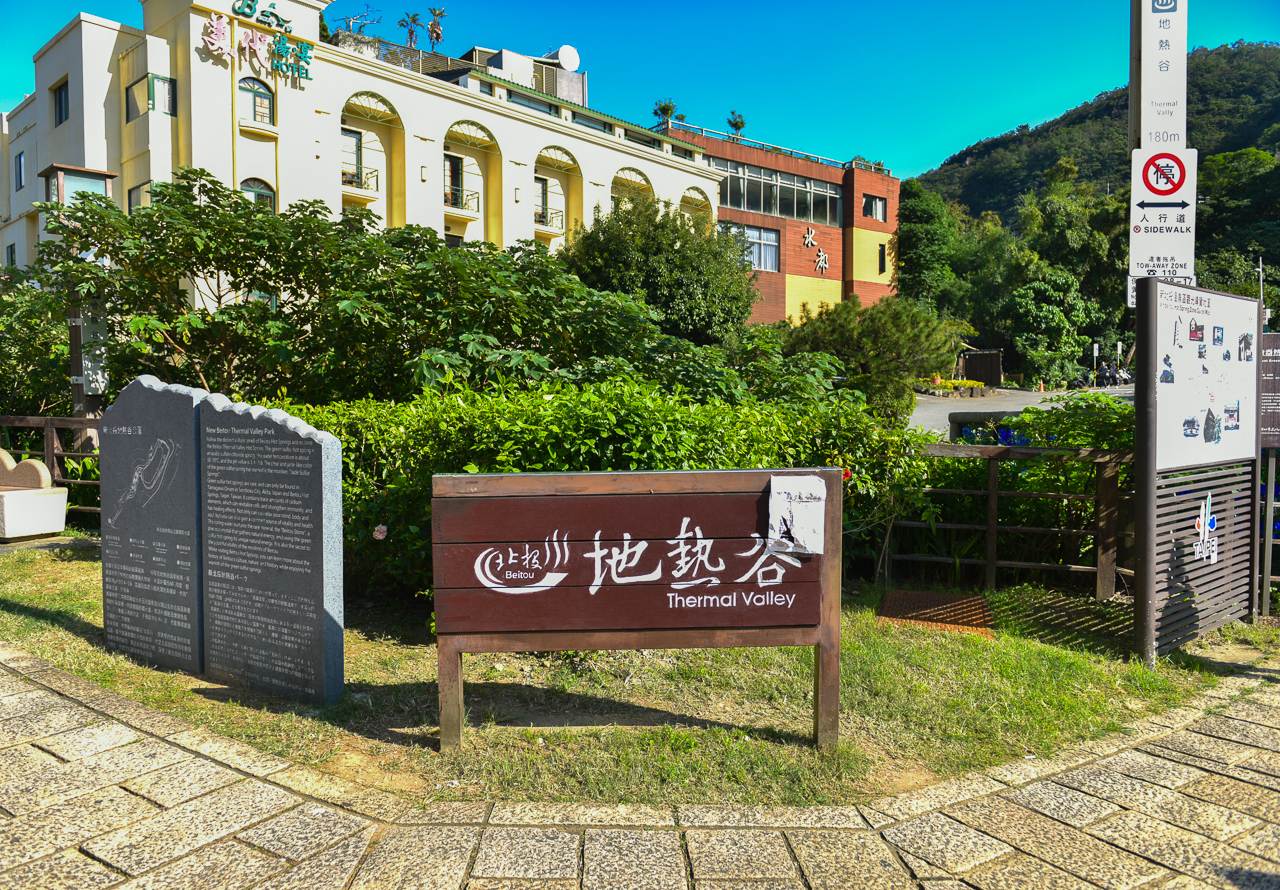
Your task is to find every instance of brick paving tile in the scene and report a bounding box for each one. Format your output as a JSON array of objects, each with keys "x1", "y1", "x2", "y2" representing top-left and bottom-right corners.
[
  {"x1": 1073, "y1": 733, "x2": 1140, "y2": 761},
  {"x1": 347, "y1": 826, "x2": 479, "y2": 890},
  {"x1": 0, "y1": 704, "x2": 96, "y2": 748},
  {"x1": 122, "y1": 758, "x2": 240, "y2": 808},
  {"x1": 340, "y1": 787, "x2": 410, "y2": 822},
  {"x1": 1234, "y1": 823, "x2": 1280, "y2": 865},
  {"x1": 491, "y1": 803, "x2": 672, "y2": 827},
  {"x1": 691, "y1": 879, "x2": 804, "y2": 890},
  {"x1": 29, "y1": 668, "x2": 113, "y2": 703},
  {"x1": 582, "y1": 828, "x2": 685, "y2": 890},
  {"x1": 115, "y1": 840, "x2": 287, "y2": 889},
  {"x1": 0, "y1": 785, "x2": 158, "y2": 870},
  {"x1": 0, "y1": 848, "x2": 124, "y2": 890},
  {"x1": 1087, "y1": 810, "x2": 1280, "y2": 890},
  {"x1": 947, "y1": 793, "x2": 1167, "y2": 889},
  {"x1": 677, "y1": 804, "x2": 864, "y2": 829},
  {"x1": 88, "y1": 695, "x2": 192, "y2": 738},
  {"x1": 1054, "y1": 765, "x2": 1260, "y2": 841},
  {"x1": 1253, "y1": 691, "x2": 1280, "y2": 708},
  {"x1": 984, "y1": 751, "x2": 1095, "y2": 786},
  {"x1": 1, "y1": 654, "x2": 55, "y2": 674},
  {"x1": 168, "y1": 728, "x2": 291, "y2": 777},
  {"x1": 81, "y1": 778, "x2": 300, "y2": 875},
  {"x1": 880, "y1": 812, "x2": 1013, "y2": 873},
  {"x1": 858, "y1": 806, "x2": 894, "y2": 828},
  {"x1": 1190, "y1": 716, "x2": 1280, "y2": 753},
  {"x1": 1095, "y1": 749, "x2": 1208, "y2": 789},
  {"x1": 870, "y1": 774, "x2": 1007, "y2": 823},
  {"x1": 0, "y1": 689, "x2": 65, "y2": 721},
  {"x1": 269, "y1": 765, "x2": 356, "y2": 803},
  {"x1": 396, "y1": 802, "x2": 489, "y2": 824},
  {"x1": 1136, "y1": 745, "x2": 1280, "y2": 794},
  {"x1": 238, "y1": 803, "x2": 370, "y2": 860},
  {"x1": 1181, "y1": 773, "x2": 1280, "y2": 822},
  {"x1": 1119, "y1": 718, "x2": 1176, "y2": 744},
  {"x1": 37, "y1": 721, "x2": 141, "y2": 761},
  {"x1": 686, "y1": 830, "x2": 798, "y2": 882},
  {"x1": 466, "y1": 880, "x2": 577, "y2": 889},
  {"x1": 963, "y1": 852, "x2": 1098, "y2": 890},
  {"x1": 0, "y1": 738, "x2": 191, "y2": 816},
  {"x1": 1160, "y1": 877, "x2": 1219, "y2": 890},
  {"x1": 1224, "y1": 701, "x2": 1280, "y2": 730},
  {"x1": 471, "y1": 827, "x2": 580, "y2": 880},
  {"x1": 0, "y1": 674, "x2": 34, "y2": 698},
  {"x1": 918, "y1": 883, "x2": 972, "y2": 890},
  {"x1": 1147, "y1": 707, "x2": 1210, "y2": 730},
  {"x1": 1239, "y1": 750, "x2": 1280, "y2": 779},
  {"x1": 256, "y1": 825, "x2": 374, "y2": 890},
  {"x1": 1146, "y1": 730, "x2": 1260, "y2": 765},
  {"x1": 1001, "y1": 781, "x2": 1121, "y2": 828},
  {"x1": 787, "y1": 830, "x2": 915, "y2": 890},
  {"x1": 901, "y1": 852, "x2": 953, "y2": 880},
  {"x1": 0, "y1": 743, "x2": 59, "y2": 782},
  {"x1": 1205, "y1": 676, "x2": 1263, "y2": 698}
]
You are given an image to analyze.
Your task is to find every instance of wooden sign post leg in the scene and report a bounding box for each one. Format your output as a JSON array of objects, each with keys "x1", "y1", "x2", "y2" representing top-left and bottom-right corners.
[
  {"x1": 438, "y1": 635, "x2": 464, "y2": 750},
  {"x1": 814, "y1": 468, "x2": 842, "y2": 749}
]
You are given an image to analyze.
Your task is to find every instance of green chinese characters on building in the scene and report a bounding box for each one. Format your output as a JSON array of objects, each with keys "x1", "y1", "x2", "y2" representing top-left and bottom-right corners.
[{"x1": 270, "y1": 33, "x2": 314, "y2": 80}]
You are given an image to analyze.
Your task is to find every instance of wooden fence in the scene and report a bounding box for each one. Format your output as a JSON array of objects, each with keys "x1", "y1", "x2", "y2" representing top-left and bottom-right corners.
[
  {"x1": 886, "y1": 443, "x2": 1134, "y2": 600},
  {"x1": 0, "y1": 415, "x2": 101, "y2": 515}
]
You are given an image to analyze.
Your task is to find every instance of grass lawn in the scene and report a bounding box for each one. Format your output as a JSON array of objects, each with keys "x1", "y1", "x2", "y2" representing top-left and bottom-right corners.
[{"x1": 1, "y1": 545, "x2": 1274, "y2": 807}]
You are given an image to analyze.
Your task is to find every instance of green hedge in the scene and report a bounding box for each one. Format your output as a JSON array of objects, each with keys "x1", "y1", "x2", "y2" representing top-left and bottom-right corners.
[{"x1": 284, "y1": 379, "x2": 934, "y2": 596}]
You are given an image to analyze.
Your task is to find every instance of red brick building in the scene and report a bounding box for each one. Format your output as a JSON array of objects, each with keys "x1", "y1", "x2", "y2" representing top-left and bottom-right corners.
[{"x1": 661, "y1": 123, "x2": 899, "y2": 325}]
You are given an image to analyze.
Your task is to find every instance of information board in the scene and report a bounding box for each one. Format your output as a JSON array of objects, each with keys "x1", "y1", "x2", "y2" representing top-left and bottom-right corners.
[{"x1": 1153, "y1": 281, "x2": 1259, "y2": 471}]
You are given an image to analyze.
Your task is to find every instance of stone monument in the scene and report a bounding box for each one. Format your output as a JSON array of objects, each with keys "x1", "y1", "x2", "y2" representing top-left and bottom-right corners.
[
  {"x1": 199, "y1": 394, "x2": 344, "y2": 703},
  {"x1": 100, "y1": 377, "x2": 344, "y2": 703},
  {"x1": 100, "y1": 376, "x2": 208, "y2": 673}
]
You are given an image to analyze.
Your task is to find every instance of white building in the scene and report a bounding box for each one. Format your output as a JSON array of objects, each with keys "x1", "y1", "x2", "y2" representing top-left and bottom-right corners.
[{"x1": 1, "y1": 0, "x2": 722, "y2": 268}]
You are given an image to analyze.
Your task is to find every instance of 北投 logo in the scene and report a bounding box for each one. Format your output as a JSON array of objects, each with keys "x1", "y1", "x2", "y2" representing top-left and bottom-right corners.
[{"x1": 1152, "y1": 0, "x2": 1177, "y2": 11}]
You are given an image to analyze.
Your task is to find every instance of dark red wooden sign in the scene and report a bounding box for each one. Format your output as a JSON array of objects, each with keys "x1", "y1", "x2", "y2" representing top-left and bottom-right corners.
[{"x1": 432, "y1": 469, "x2": 841, "y2": 750}]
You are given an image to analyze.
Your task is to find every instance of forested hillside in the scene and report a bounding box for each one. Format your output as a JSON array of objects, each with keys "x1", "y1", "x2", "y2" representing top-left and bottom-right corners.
[{"x1": 918, "y1": 41, "x2": 1280, "y2": 222}]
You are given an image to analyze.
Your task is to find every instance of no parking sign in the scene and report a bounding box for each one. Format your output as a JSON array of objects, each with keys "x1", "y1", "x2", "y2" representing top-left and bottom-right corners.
[{"x1": 1128, "y1": 147, "x2": 1198, "y2": 306}]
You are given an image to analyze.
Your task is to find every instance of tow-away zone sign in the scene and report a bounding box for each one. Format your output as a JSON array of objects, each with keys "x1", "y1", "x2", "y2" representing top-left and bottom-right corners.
[{"x1": 1130, "y1": 146, "x2": 1198, "y2": 286}]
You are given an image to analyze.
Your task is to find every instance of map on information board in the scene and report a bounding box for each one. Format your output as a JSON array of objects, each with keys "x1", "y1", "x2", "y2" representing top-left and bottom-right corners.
[{"x1": 1155, "y1": 282, "x2": 1259, "y2": 472}]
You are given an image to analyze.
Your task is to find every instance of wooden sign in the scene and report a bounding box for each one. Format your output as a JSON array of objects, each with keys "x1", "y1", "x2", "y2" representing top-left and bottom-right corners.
[{"x1": 432, "y1": 468, "x2": 842, "y2": 749}]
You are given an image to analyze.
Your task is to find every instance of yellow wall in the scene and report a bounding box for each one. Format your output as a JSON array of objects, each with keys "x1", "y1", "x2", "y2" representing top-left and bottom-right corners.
[
  {"x1": 845, "y1": 228, "x2": 893, "y2": 288},
  {"x1": 784, "y1": 275, "x2": 841, "y2": 323}
]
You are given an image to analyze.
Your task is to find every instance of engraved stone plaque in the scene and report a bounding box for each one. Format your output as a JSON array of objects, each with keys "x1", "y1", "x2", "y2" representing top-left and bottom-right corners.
[
  {"x1": 199, "y1": 395, "x2": 343, "y2": 703},
  {"x1": 100, "y1": 376, "x2": 208, "y2": 673}
]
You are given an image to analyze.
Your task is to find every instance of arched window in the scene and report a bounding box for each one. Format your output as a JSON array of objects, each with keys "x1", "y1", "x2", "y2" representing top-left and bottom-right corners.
[
  {"x1": 238, "y1": 78, "x2": 273, "y2": 125},
  {"x1": 241, "y1": 178, "x2": 275, "y2": 212}
]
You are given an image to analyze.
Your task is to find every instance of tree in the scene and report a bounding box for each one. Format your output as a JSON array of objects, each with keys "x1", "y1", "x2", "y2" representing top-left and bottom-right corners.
[
  {"x1": 0, "y1": 271, "x2": 69, "y2": 417},
  {"x1": 559, "y1": 194, "x2": 758, "y2": 345},
  {"x1": 652, "y1": 98, "x2": 677, "y2": 126},
  {"x1": 726, "y1": 110, "x2": 745, "y2": 139},
  {"x1": 398, "y1": 12, "x2": 422, "y2": 48},
  {"x1": 890, "y1": 179, "x2": 958, "y2": 305},
  {"x1": 426, "y1": 7, "x2": 445, "y2": 52}
]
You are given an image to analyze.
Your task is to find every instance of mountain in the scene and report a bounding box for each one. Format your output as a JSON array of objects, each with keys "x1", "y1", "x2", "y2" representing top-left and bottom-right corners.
[{"x1": 917, "y1": 41, "x2": 1280, "y2": 223}]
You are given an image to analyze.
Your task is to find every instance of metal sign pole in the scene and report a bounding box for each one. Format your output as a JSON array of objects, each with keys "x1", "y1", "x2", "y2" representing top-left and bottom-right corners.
[
  {"x1": 1135, "y1": 278, "x2": 1158, "y2": 667},
  {"x1": 1265, "y1": 449, "x2": 1275, "y2": 618}
]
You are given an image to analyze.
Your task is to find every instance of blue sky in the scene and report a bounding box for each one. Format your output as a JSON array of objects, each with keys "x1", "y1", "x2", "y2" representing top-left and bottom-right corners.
[{"x1": 3, "y1": 0, "x2": 1278, "y2": 178}]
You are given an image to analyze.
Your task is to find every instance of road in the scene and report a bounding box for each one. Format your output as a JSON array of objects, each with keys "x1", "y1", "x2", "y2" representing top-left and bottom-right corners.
[{"x1": 910, "y1": 385, "x2": 1136, "y2": 435}]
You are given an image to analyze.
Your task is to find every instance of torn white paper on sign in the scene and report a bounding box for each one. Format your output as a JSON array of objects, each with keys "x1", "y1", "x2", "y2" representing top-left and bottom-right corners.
[{"x1": 768, "y1": 475, "x2": 825, "y2": 555}]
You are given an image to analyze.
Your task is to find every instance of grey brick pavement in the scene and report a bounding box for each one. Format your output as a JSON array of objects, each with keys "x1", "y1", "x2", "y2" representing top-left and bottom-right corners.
[{"x1": 0, "y1": 642, "x2": 1275, "y2": 888}]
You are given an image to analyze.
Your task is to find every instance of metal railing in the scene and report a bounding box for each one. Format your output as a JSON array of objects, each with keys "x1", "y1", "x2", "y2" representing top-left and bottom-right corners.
[
  {"x1": 341, "y1": 161, "x2": 379, "y2": 192},
  {"x1": 533, "y1": 207, "x2": 563, "y2": 230},
  {"x1": 445, "y1": 187, "x2": 480, "y2": 213},
  {"x1": 886, "y1": 443, "x2": 1134, "y2": 601},
  {"x1": 0, "y1": 415, "x2": 101, "y2": 515},
  {"x1": 657, "y1": 121, "x2": 892, "y2": 175}
]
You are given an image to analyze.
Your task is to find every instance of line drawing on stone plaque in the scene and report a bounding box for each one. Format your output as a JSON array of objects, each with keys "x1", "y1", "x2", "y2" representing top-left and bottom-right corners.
[{"x1": 107, "y1": 438, "x2": 177, "y2": 528}]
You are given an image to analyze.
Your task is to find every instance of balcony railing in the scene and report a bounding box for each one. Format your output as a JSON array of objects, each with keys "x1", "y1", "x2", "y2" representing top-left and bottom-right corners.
[
  {"x1": 341, "y1": 161, "x2": 379, "y2": 192},
  {"x1": 445, "y1": 186, "x2": 480, "y2": 213},
  {"x1": 533, "y1": 207, "x2": 564, "y2": 231}
]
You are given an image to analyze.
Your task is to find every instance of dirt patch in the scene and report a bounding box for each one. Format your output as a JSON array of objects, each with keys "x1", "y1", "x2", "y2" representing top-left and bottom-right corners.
[{"x1": 877, "y1": 589, "x2": 994, "y2": 638}]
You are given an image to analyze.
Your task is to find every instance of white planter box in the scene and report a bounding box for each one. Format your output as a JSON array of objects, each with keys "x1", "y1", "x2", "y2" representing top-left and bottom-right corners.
[{"x1": 0, "y1": 487, "x2": 69, "y2": 540}]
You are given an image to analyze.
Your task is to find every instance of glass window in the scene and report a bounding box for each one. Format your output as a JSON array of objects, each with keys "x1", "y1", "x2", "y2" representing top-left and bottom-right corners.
[
  {"x1": 5, "y1": 244, "x2": 15, "y2": 267},
  {"x1": 745, "y1": 179, "x2": 762, "y2": 213},
  {"x1": 811, "y1": 193, "x2": 828, "y2": 226},
  {"x1": 727, "y1": 175, "x2": 744, "y2": 210},
  {"x1": 238, "y1": 78, "x2": 273, "y2": 125},
  {"x1": 534, "y1": 176, "x2": 548, "y2": 211},
  {"x1": 13, "y1": 152, "x2": 23, "y2": 191},
  {"x1": 479, "y1": 81, "x2": 493, "y2": 96},
  {"x1": 241, "y1": 177, "x2": 275, "y2": 211},
  {"x1": 572, "y1": 112, "x2": 612, "y2": 134},
  {"x1": 126, "y1": 77, "x2": 148, "y2": 122},
  {"x1": 154, "y1": 76, "x2": 176, "y2": 116},
  {"x1": 779, "y1": 184, "x2": 795, "y2": 217},
  {"x1": 53, "y1": 82, "x2": 69, "y2": 127},
  {"x1": 63, "y1": 173, "x2": 108, "y2": 204},
  {"x1": 863, "y1": 194, "x2": 887, "y2": 222},
  {"x1": 879, "y1": 243, "x2": 887, "y2": 275},
  {"x1": 795, "y1": 187, "x2": 810, "y2": 221},
  {"x1": 508, "y1": 91, "x2": 557, "y2": 116},
  {"x1": 763, "y1": 181, "x2": 777, "y2": 215},
  {"x1": 718, "y1": 177, "x2": 729, "y2": 207},
  {"x1": 128, "y1": 182, "x2": 151, "y2": 214},
  {"x1": 739, "y1": 225, "x2": 779, "y2": 272}
]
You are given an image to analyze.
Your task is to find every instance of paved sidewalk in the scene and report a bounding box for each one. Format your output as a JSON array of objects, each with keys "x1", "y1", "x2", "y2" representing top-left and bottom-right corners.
[{"x1": 0, "y1": 642, "x2": 1277, "y2": 889}]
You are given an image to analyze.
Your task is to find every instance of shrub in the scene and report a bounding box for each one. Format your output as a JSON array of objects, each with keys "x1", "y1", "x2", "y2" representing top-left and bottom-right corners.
[
  {"x1": 844, "y1": 375, "x2": 916, "y2": 428},
  {"x1": 284, "y1": 379, "x2": 935, "y2": 596}
]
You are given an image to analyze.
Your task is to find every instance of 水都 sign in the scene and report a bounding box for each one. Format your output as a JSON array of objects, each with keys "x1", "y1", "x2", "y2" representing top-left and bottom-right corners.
[{"x1": 431, "y1": 469, "x2": 841, "y2": 749}]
